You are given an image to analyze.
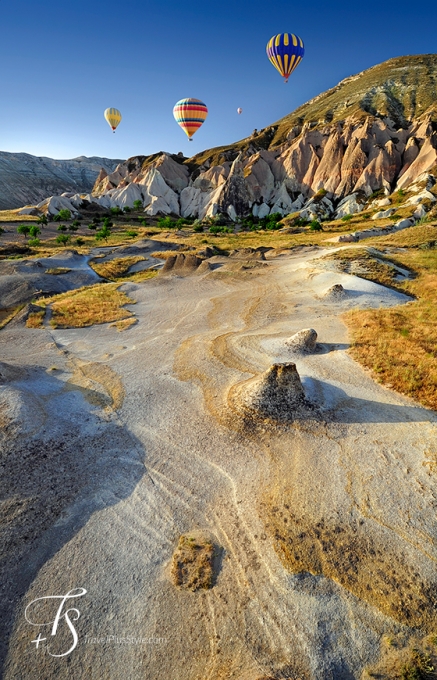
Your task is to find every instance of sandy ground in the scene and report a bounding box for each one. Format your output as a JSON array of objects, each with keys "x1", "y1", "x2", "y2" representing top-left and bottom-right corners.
[{"x1": 1, "y1": 246, "x2": 436, "y2": 680}]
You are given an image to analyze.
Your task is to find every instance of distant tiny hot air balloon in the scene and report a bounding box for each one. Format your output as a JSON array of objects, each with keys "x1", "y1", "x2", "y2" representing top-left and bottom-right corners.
[
  {"x1": 173, "y1": 98, "x2": 208, "y2": 141},
  {"x1": 104, "y1": 108, "x2": 122, "y2": 133},
  {"x1": 266, "y1": 33, "x2": 305, "y2": 83},
  {"x1": 237, "y1": 107, "x2": 243, "y2": 115}
]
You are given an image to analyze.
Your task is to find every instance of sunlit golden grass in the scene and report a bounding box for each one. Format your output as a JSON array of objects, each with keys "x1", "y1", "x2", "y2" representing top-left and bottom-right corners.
[
  {"x1": 345, "y1": 249, "x2": 437, "y2": 410},
  {"x1": 26, "y1": 310, "x2": 45, "y2": 328},
  {"x1": 0, "y1": 210, "x2": 39, "y2": 222},
  {"x1": 110, "y1": 317, "x2": 138, "y2": 332},
  {"x1": 0, "y1": 305, "x2": 24, "y2": 330},
  {"x1": 45, "y1": 267, "x2": 71, "y2": 275},
  {"x1": 89, "y1": 256, "x2": 145, "y2": 280},
  {"x1": 364, "y1": 223, "x2": 437, "y2": 248},
  {"x1": 39, "y1": 283, "x2": 135, "y2": 329}
]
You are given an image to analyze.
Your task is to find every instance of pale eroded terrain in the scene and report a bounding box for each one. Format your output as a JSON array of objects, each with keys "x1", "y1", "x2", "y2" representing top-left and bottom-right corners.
[{"x1": 1, "y1": 246, "x2": 436, "y2": 679}]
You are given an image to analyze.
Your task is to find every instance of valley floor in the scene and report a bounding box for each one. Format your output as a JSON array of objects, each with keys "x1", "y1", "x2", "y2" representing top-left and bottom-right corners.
[{"x1": 1, "y1": 245, "x2": 437, "y2": 679}]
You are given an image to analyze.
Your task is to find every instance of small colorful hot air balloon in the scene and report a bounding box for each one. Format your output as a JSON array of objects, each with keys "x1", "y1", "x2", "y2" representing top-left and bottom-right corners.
[
  {"x1": 173, "y1": 98, "x2": 208, "y2": 141},
  {"x1": 104, "y1": 108, "x2": 122, "y2": 133},
  {"x1": 266, "y1": 33, "x2": 304, "y2": 83},
  {"x1": 237, "y1": 107, "x2": 243, "y2": 115}
]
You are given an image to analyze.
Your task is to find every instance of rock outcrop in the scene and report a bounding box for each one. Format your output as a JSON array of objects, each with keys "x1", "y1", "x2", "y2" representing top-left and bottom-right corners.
[
  {"x1": 13, "y1": 55, "x2": 437, "y2": 224},
  {"x1": 0, "y1": 152, "x2": 122, "y2": 210},
  {"x1": 286, "y1": 328, "x2": 318, "y2": 353},
  {"x1": 229, "y1": 363, "x2": 312, "y2": 421}
]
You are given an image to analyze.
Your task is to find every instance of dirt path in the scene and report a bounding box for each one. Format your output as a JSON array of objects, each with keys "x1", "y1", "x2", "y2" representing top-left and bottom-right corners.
[{"x1": 1, "y1": 247, "x2": 436, "y2": 679}]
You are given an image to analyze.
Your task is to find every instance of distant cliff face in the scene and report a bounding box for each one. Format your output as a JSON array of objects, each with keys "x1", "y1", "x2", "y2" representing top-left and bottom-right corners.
[
  {"x1": 0, "y1": 152, "x2": 122, "y2": 210},
  {"x1": 88, "y1": 55, "x2": 437, "y2": 220}
]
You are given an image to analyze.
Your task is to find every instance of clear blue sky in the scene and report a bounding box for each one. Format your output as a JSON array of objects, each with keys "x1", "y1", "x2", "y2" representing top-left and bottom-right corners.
[{"x1": 0, "y1": 0, "x2": 436, "y2": 160}]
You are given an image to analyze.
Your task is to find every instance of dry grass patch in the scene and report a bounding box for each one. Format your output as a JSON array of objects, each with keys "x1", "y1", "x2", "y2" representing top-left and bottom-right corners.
[
  {"x1": 0, "y1": 210, "x2": 38, "y2": 223},
  {"x1": 345, "y1": 249, "x2": 437, "y2": 410},
  {"x1": 171, "y1": 533, "x2": 219, "y2": 591},
  {"x1": 40, "y1": 283, "x2": 135, "y2": 329},
  {"x1": 45, "y1": 267, "x2": 71, "y2": 275},
  {"x1": 89, "y1": 256, "x2": 145, "y2": 280},
  {"x1": 364, "y1": 635, "x2": 437, "y2": 679},
  {"x1": 110, "y1": 317, "x2": 137, "y2": 332},
  {"x1": 323, "y1": 247, "x2": 406, "y2": 290},
  {"x1": 0, "y1": 305, "x2": 24, "y2": 329},
  {"x1": 26, "y1": 310, "x2": 45, "y2": 328},
  {"x1": 365, "y1": 223, "x2": 437, "y2": 249}
]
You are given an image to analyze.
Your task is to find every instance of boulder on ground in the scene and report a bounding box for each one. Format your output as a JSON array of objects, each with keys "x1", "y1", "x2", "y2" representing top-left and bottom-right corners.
[
  {"x1": 395, "y1": 218, "x2": 415, "y2": 229},
  {"x1": 323, "y1": 283, "x2": 346, "y2": 300},
  {"x1": 372, "y1": 208, "x2": 395, "y2": 220},
  {"x1": 285, "y1": 328, "x2": 318, "y2": 353},
  {"x1": 334, "y1": 193, "x2": 364, "y2": 218},
  {"x1": 229, "y1": 363, "x2": 311, "y2": 421},
  {"x1": 171, "y1": 532, "x2": 220, "y2": 591}
]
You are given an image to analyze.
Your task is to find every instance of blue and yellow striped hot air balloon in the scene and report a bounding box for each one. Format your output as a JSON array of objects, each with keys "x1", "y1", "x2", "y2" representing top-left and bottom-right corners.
[
  {"x1": 173, "y1": 98, "x2": 208, "y2": 141},
  {"x1": 266, "y1": 33, "x2": 305, "y2": 83},
  {"x1": 104, "y1": 107, "x2": 122, "y2": 133}
]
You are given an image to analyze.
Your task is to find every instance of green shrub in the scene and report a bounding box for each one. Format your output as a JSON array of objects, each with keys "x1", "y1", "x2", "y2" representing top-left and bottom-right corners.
[
  {"x1": 53, "y1": 209, "x2": 72, "y2": 221},
  {"x1": 157, "y1": 216, "x2": 177, "y2": 228},
  {"x1": 29, "y1": 225, "x2": 41, "y2": 238},
  {"x1": 133, "y1": 200, "x2": 143, "y2": 211},
  {"x1": 95, "y1": 225, "x2": 111, "y2": 242},
  {"x1": 123, "y1": 206, "x2": 131, "y2": 213},
  {"x1": 193, "y1": 224, "x2": 203, "y2": 232},
  {"x1": 316, "y1": 188, "x2": 328, "y2": 197},
  {"x1": 88, "y1": 223, "x2": 97, "y2": 230},
  {"x1": 76, "y1": 237, "x2": 85, "y2": 246},
  {"x1": 110, "y1": 206, "x2": 122, "y2": 215},
  {"x1": 309, "y1": 220, "x2": 323, "y2": 231},
  {"x1": 28, "y1": 238, "x2": 40, "y2": 247},
  {"x1": 57, "y1": 224, "x2": 67, "y2": 232},
  {"x1": 37, "y1": 215, "x2": 48, "y2": 225},
  {"x1": 56, "y1": 234, "x2": 70, "y2": 245},
  {"x1": 341, "y1": 214, "x2": 353, "y2": 222},
  {"x1": 68, "y1": 224, "x2": 79, "y2": 232},
  {"x1": 102, "y1": 218, "x2": 113, "y2": 228},
  {"x1": 126, "y1": 230, "x2": 138, "y2": 238}
]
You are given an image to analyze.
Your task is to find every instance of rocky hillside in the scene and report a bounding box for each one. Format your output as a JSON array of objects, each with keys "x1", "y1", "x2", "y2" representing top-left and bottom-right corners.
[
  {"x1": 20, "y1": 54, "x2": 437, "y2": 222},
  {"x1": 0, "y1": 152, "x2": 122, "y2": 210}
]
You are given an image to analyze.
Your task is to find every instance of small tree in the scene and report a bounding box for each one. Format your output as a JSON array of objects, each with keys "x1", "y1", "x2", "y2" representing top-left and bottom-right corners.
[
  {"x1": 29, "y1": 225, "x2": 41, "y2": 239},
  {"x1": 17, "y1": 224, "x2": 30, "y2": 239},
  {"x1": 133, "y1": 199, "x2": 142, "y2": 211},
  {"x1": 58, "y1": 209, "x2": 72, "y2": 221},
  {"x1": 309, "y1": 219, "x2": 323, "y2": 231},
  {"x1": 37, "y1": 215, "x2": 48, "y2": 225},
  {"x1": 123, "y1": 206, "x2": 131, "y2": 213},
  {"x1": 88, "y1": 223, "x2": 97, "y2": 230},
  {"x1": 28, "y1": 238, "x2": 41, "y2": 247},
  {"x1": 57, "y1": 224, "x2": 67, "y2": 232},
  {"x1": 56, "y1": 234, "x2": 70, "y2": 245},
  {"x1": 110, "y1": 206, "x2": 122, "y2": 216},
  {"x1": 68, "y1": 224, "x2": 79, "y2": 233},
  {"x1": 95, "y1": 224, "x2": 111, "y2": 242}
]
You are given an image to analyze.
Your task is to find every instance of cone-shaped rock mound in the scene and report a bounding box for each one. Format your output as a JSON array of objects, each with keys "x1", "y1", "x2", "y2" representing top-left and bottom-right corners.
[
  {"x1": 323, "y1": 283, "x2": 346, "y2": 300},
  {"x1": 285, "y1": 328, "x2": 318, "y2": 353},
  {"x1": 229, "y1": 363, "x2": 312, "y2": 421},
  {"x1": 161, "y1": 253, "x2": 204, "y2": 275}
]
